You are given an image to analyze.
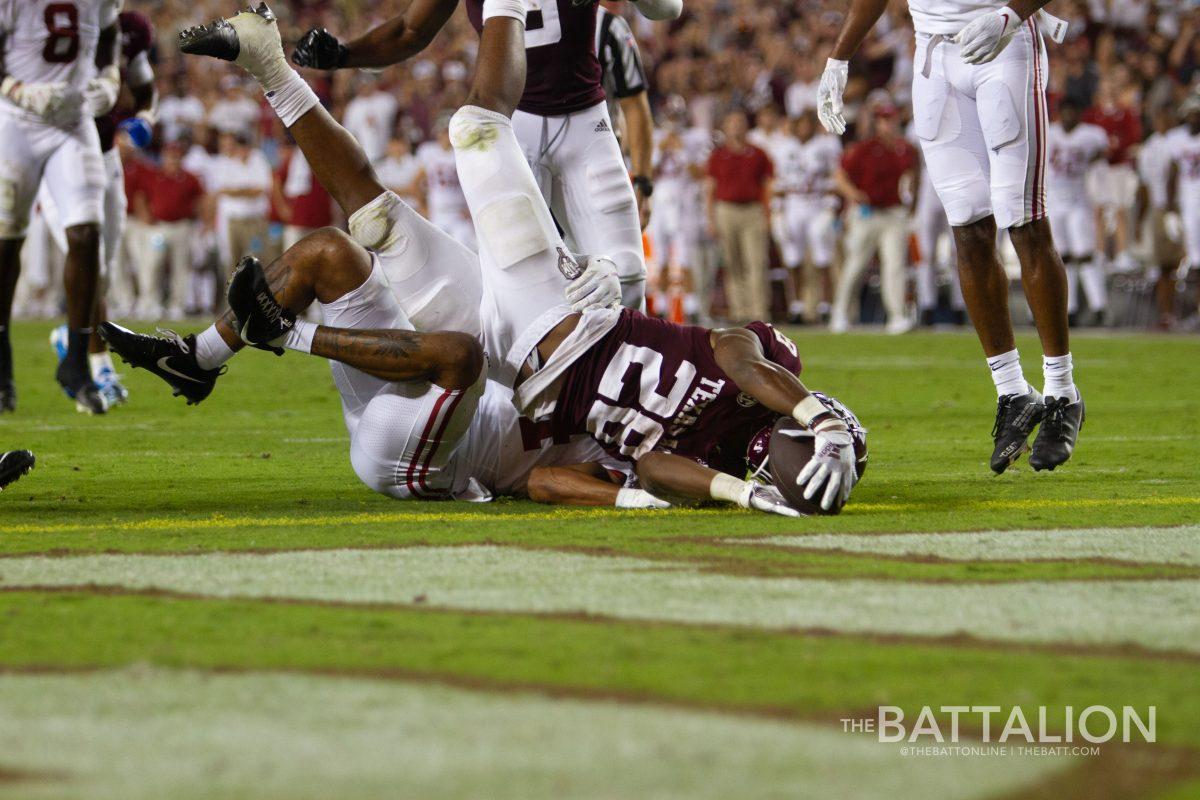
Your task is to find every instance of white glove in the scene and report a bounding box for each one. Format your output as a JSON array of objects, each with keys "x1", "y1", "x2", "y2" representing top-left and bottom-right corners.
[
  {"x1": 795, "y1": 428, "x2": 856, "y2": 511},
  {"x1": 84, "y1": 65, "x2": 122, "y2": 117},
  {"x1": 630, "y1": 0, "x2": 682, "y2": 21},
  {"x1": 615, "y1": 487, "x2": 671, "y2": 509},
  {"x1": 565, "y1": 255, "x2": 622, "y2": 312},
  {"x1": 742, "y1": 483, "x2": 801, "y2": 517},
  {"x1": 816, "y1": 58, "x2": 849, "y2": 136},
  {"x1": 954, "y1": 6, "x2": 1020, "y2": 65},
  {"x1": 1, "y1": 77, "x2": 83, "y2": 126}
]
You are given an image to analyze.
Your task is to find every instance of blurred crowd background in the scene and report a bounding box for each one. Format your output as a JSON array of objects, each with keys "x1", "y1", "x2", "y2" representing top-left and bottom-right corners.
[{"x1": 14, "y1": 0, "x2": 1200, "y2": 331}]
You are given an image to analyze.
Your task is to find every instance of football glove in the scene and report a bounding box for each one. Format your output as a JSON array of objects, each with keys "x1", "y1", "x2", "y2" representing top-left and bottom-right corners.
[
  {"x1": 796, "y1": 428, "x2": 856, "y2": 512},
  {"x1": 564, "y1": 255, "x2": 622, "y2": 313},
  {"x1": 1, "y1": 78, "x2": 83, "y2": 126},
  {"x1": 742, "y1": 483, "x2": 801, "y2": 517},
  {"x1": 954, "y1": 7, "x2": 1020, "y2": 65},
  {"x1": 615, "y1": 487, "x2": 671, "y2": 509},
  {"x1": 84, "y1": 65, "x2": 121, "y2": 117},
  {"x1": 292, "y1": 28, "x2": 348, "y2": 70},
  {"x1": 119, "y1": 115, "x2": 154, "y2": 149},
  {"x1": 816, "y1": 58, "x2": 849, "y2": 136}
]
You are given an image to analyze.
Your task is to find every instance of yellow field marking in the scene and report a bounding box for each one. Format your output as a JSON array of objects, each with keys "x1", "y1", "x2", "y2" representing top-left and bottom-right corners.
[{"x1": 3, "y1": 496, "x2": 1198, "y2": 536}]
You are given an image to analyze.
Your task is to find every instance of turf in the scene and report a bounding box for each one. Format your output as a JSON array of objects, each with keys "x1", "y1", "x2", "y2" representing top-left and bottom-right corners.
[{"x1": 1, "y1": 320, "x2": 1198, "y2": 798}]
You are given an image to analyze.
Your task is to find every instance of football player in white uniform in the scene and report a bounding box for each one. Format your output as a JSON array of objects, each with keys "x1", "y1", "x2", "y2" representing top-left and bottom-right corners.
[
  {"x1": 819, "y1": 0, "x2": 1084, "y2": 474},
  {"x1": 1167, "y1": 96, "x2": 1200, "y2": 303},
  {"x1": 0, "y1": 0, "x2": 123, "y2": 414},
  {"x1": 771, "y1": 111, "x2": 840, "y2": 322},
  {"x1": 1137, "y1": 108, "x2": 1185, "y2": 329},
  {"x1": 103, "y1": 3, "x2": 664, "y2": 509},
  {"x1": 1044, "y1": 100, "x2": 1108, "y2": 326}
]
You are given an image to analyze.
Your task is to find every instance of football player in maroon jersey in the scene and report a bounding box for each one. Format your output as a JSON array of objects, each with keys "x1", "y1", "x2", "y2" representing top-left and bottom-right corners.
[{"x1": 289, "y1": 0, "x2": 680, "y2": 311}]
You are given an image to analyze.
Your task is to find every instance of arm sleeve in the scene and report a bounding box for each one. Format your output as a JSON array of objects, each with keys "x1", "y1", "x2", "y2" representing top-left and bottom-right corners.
[{"x1": 601, "y1": 14, "x2": 647, "y2": 99}]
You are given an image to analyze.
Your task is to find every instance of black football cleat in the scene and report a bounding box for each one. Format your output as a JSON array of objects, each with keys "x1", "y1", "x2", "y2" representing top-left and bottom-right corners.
[
  {"x1": 227, "y1": 255, "x2": 295, "y2": 355},
  {"x1": 0, "y1": 379, "x2": 14, "y2": 413},
  {"x1": 0, "y1": 449, "x2": 34, "y2": 491},
  {"x1": 179, "y1": 3, "x2": 277, "y2": 61},
  {"x1": 1029, "y1": 395, "x2": 1085, "y2": 472},
  {"x1": 99, "y1": 322, "x2": 224, "y2": 405},
  {"x1": 56, "y1": 359, "x2": 108, "y2": 415},
  {"x1": 990, "y1": 388, "x2": 1043, "y2": 474}
]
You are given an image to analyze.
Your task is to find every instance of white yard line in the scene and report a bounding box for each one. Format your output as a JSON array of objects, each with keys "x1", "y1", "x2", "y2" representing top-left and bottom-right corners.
[
  {"x1": 0, "y1": 668, "x2": 1069, "y2": 800},
  {"x1": 740, "y1": 526, "x2": 1200, "y2": 566},
  {"x1": 0, "y1": 547, "x2": 1196, "y2": 652}
]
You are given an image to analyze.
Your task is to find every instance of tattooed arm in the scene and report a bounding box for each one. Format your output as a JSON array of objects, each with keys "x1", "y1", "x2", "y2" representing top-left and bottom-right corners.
[{"x1": 311, "y1": 327, "x2": 484, "y2": 390}]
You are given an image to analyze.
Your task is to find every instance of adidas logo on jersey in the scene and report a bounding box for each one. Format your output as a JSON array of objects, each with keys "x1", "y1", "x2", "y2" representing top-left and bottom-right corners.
[{"x1": 594, "y1": 119, "x2": 611, "y2": 134}]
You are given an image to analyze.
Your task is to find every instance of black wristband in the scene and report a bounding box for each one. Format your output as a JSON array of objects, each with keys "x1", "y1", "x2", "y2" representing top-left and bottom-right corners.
[{"x1": 631, "y1": 175, "x2": 654, "y2": 197}]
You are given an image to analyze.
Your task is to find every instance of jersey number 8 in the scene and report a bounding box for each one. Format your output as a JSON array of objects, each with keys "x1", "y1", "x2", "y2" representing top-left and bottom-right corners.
[{"x1": 43, "y1": 3, "x2": 80, "y2": 64}]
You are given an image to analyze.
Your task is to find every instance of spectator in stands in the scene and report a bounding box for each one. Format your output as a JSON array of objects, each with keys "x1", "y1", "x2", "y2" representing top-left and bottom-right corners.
[
  {"x1": 208, "y1": 131, "x2": 272, "y2": 275},
  {"x1": 208, "y1": 77, "x2": 261, "y2": 138},
  {"x1": 1085, "y1": 76, "x2": 1143, "y2": 272},
  {"x1": 831, "y1": 103, "x2": 917, "y2": 335},
  {"x1": 342, "y1": 75, "x2": 400, "y2": 165},
  {"x1": 706, "y1": 109, "x2": 774, "y2": 322},
  {"x1": 377, "y1": 137, "x2": 424, "y2": 213},
  {"x1": 131, "y1": 141, "x2": 205, "y2": 319},
  {"x1": 275, "y1": 144, "x2": 334, "y2": 252}
]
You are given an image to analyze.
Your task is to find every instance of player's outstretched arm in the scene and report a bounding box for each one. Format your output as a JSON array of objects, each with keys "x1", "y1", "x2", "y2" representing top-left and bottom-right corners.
[
  {"x1": 635, "y1": 452, "x2": 798, "y2": 517},
  {"x1": 526, "y1": 464, "x2": 669, "y2": 508},
  {"x1": 817, "y1": 0, "x2": 888, "y2": 135},
  {"x1": 293, "y1": 0, "x2": 459, "y2": 71}
]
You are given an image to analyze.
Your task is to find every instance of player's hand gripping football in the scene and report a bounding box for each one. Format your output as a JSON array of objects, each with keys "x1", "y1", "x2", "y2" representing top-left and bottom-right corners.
[
  {"x1": 816, "y1": 58, "x2": 849, "y2": 135},
  {"x1": 954, "y1": 6, "x2": 1020, "y2": 65},
  {"x1": 292, "y1": 28, "x2": 348, "y2": 70},
  {"x1": 564, "y1": 256, "x2": 622, "y2": 313},
  {"x1": 795, "y1": 426, "x2": 857, "y2": 512}
]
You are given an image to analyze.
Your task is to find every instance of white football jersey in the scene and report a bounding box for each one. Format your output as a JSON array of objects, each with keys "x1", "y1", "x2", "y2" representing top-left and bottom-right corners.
[
  {"x1": 454, "y1": 382, "x2": 606, "y2": 497},
  {"x1": 653, "y1": 126, "x2": 709, "y2": 209},
  {"x1": 342, "y1": 91, "x2": 398, "y2": 164},
  {"x1": 1045, "y1": 122, "x2": 1107, "y2": 205},
  {"x1": 416, "y1": 141, "x2": 468, "y2": 219},
  {"x1": 376, "y1": 152, "x2": 422, "y2": 200},
  {"x1": 908, "y1": 0, "x2": 1005, "y2": 35},
  {"x1": 1137, "y1": 129, "x2": 1183, "y2": 211},
  {"x1": 1167, "y1": 127, "x2": 1200, "y2": 212},
  {"x1": 0, "y1": 0, "x2": 120, "y2": 91},
  {"x1": 775, "y1": 134, "x2": 842, "y2": 199}
]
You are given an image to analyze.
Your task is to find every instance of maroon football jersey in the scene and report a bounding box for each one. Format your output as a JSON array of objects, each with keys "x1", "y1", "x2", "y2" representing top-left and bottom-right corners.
[
  {"x1": 551, "y1": 310, "x2": 804, "y2": 470},
  {"x1": 97, "y1": 11, "x2": 154, "y2": 153},
  {"x1": 465, "y1": 0, "x2": 605, "y2": 116}
]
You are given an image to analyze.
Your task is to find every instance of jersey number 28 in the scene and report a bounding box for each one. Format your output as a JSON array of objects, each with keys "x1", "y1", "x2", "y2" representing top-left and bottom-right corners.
[{"x1": 43, "y1": 3, "x2": 80, "y2": 64}]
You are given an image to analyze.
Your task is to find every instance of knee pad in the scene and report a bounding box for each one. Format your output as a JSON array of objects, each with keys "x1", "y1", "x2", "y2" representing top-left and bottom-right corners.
[
  {"x1": 449, "y1": 105, "x2": 513, "y2": 156},
  {"x1": 477, "y1": 193, "x2": 555, "y2": 270},
  {"x1": 348, "y1": 190, "x2": 412, "y2": 254}
]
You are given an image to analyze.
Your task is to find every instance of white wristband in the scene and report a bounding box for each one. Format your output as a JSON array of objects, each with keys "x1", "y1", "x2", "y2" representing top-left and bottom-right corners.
[
  {"x1": 825, "y1": 57, "x2": 849, "y2": 70},
  {"x1": 483, "y1": 0, "x2": 527, "y2": 24},
  {"x1": 792, "y1": 395, "x2": 829, "y2": 427},
  {"x1": 709, "y1": 472, "x2": 751, "y2": 507}
]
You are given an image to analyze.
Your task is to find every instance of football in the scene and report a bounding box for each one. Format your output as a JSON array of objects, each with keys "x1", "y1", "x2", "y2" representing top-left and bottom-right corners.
[{"x1": 768, "y1": 417, "x2": 868, "y2": 516}]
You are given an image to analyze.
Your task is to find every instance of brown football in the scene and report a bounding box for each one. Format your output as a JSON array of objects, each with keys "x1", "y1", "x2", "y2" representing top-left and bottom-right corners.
[{"x1": 768, "y1": 417, "x2": 868, "y2": 516}]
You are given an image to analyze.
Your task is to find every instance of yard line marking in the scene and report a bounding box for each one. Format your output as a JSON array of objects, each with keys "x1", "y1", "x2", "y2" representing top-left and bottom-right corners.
[
  {"x1": 740, "y1": 526, "x2": 1200, "y2": 566},
  {"x1": 4, "y1": 496, "x2": 1198, "y2": 536},
  {"x1": 0, "y1": 547, "x2": 1196, "y2": 653},
  {"x1": 0, "y1": 668, "x2": 1069, "y2": 800}
]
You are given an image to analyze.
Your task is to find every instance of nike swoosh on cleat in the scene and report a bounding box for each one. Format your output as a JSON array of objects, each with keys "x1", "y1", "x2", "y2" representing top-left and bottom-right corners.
[{"x1": 157, "y1": 357, "x2": 205, "y2": 384}]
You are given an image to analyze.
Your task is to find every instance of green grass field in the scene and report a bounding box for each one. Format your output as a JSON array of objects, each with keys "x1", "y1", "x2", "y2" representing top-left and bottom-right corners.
[{"x1": 1, "y1": 319, "x2": 1197, "y2": 799}]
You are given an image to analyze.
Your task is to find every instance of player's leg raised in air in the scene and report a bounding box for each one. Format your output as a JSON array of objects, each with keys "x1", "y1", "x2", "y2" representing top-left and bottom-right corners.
[
  {"x1": 101, "y1": 226, "x2": 484, "y2": 499},
  {"x1": 179, "y1": 3, "x2": 482, "y2": 340},
  {"x1": 448, "y1": 0, "x2": 621, "y2": 388}
]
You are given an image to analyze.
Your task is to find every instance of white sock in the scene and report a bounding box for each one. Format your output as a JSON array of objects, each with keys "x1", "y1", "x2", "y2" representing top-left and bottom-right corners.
[
  {"x1": 1042, "y1": 353, "x2": 1078, "y2": 402},
  {"x1": 263, "y1": 68, "x2": 319, "y2": 128},
  {"x1": 987, "y1": 349, "x2": 1029, "y2": 398},
  {"x1": 194, "y1": 325, "x2": 235, "y2": 370},
  {"x1": 283, "y1": 320, "x2": 317, "y2": 354},
  {"x1": 88, "y1": 351, "x2": 114, "y2": 378}
]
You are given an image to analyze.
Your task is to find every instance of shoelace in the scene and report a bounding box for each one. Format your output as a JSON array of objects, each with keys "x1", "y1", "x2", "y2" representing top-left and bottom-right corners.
[
  {"x1": 991, "y1": 395, "x2": 1013, "y2": 439},
  {"x1": 154, "y1": 327, "x2": 190, "y2": 354},
  {"x1": 1040, "y1": 398, "x2": 1069, "y2": 438}
]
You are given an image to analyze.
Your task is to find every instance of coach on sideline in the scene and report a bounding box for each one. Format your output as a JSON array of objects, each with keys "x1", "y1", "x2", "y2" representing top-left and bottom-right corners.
[
  {"x1": 706, "y1": 109, "x2": 774, "y2": 322},
  {"x1": 830, "y1": 102, "x2": 918, "y2": 335}
]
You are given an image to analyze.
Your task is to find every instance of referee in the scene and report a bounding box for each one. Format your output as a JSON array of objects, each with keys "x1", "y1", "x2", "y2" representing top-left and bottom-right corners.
[{"x1": 596, "y1": 2, "x2": 654, "y2": 229}]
